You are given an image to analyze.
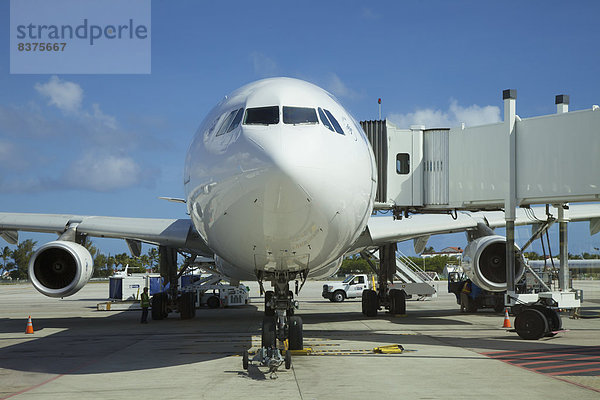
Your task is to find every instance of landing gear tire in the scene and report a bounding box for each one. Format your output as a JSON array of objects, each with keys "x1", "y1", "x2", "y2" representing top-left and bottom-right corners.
[
  {"x1": 179, "y1": 292, "x2": 196, "y2": 319},
  {"x1": 362, "y1": 289, "x2": 378, "y2": 317},
  {"x1": 151, "y1": 292, "x2": 168, "y2": 320},
  {"x1": 389, "y1": 289, "x2": 406, "y2": 315},
  {"x1": 285, "y1": 349, "x2": 292, "y2": 370},
  {"x1": 261, "y1": 316, "x2": 276, "y2": 348},
  {"x1": 288, "y1": 316, "x2": 303, "y2": 350},
  {"x1": 206, "y1": 295, "x2": 220, "y2": 309},
  {"x1": 264, "y1": 290, "x2": 275, "y2": 316},
  {"x1": 332, "y1": 290, "x2": 345, "y2": 303},
  {"x1": 515, "y1": 308, "x2": 548, "y2": 340},
  {"x1": 242, "y1": 350, "x2": 249, "y2": 370}
]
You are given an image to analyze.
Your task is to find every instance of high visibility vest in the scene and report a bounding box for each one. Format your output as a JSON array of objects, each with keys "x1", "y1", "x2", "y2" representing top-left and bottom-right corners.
[{"x1": 141, "y1": 292, "x2": 150, "y2": 308}]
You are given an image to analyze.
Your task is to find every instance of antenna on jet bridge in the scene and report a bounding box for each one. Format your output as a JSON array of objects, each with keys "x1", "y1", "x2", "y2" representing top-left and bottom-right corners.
[{"x1": 378, "y1": 98, "x2": 382, "y2": 120}]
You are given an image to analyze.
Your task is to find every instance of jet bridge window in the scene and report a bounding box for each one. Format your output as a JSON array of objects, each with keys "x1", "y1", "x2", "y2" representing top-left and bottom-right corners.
[
  {"x1": 283, "y1": 106, "x2": 318, "y2": 124},
  {"x1": 244, "y1": 106, "x2": 279, "y2": 125},
  {"x1": 324, "y1": 109, "x2": 344, "y2": 135},
  {"x1": 396, "y1": 153, "x2": 410, "y2": 174}
]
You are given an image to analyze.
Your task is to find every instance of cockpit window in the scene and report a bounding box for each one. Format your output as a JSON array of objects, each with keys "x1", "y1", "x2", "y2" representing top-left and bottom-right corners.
[
  {"x1": 244, "y1": 106, "x2": 279, "y2": 125},
  {"x1": 318, "y1": 108, "x2": 334, "y2": 132},
  {"x1": 324, "y1": 109, "x2": 344, "y2": 135},
  {"x1": 216, "y1": 109, "x2": 239, "y2": 136},
  {"x1": 283, "y1": 106, "x2": 318, "y2": 125},
  {"x1": 227, "y1": 108, "x2": 244, "y2": 133}
]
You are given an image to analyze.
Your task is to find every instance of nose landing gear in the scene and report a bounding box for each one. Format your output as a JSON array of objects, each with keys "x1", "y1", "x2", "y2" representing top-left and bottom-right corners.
[{"x1": 242, "y1": 271, "x2": 305, "y2": 377}]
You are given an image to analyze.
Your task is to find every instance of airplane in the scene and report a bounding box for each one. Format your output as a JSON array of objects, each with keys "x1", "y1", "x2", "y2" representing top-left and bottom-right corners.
[{"x1": 2, "y1": 77, "x2": 600, "y2": 370}]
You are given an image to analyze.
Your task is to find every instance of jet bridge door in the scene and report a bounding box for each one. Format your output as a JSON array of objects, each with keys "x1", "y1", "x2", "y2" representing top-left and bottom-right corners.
[
  {"x1": 386, "y1": 124, "x2": 423, "y2": 207},
  {"x1": 361, "y1": 120, "x2": 423, "y2": 207}
]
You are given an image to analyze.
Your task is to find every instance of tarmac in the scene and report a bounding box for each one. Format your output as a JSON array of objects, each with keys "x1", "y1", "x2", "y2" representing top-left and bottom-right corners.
[{"x1": 1, "y1": 280, "x2": 599, "y2": 399}]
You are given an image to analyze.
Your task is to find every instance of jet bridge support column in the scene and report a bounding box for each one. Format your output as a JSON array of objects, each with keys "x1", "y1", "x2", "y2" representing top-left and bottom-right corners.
[
  {"x1": 558, "y1": 205, "x2": 570, "y2": 290},
  {"x1": 504, "y1": 89, "x2": 517, "y2": 296},
  {"x1": 555, "y1": 96, "x2": 570, "y2": 291}
]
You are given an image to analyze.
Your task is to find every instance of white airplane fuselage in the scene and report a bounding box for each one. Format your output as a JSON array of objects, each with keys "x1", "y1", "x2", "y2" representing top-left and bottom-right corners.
[{"x1": 184, "y1": 78, "x2": 376, "y2": 280}]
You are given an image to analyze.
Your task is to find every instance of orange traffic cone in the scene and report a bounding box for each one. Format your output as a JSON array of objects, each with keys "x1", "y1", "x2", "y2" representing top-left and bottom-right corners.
[
  {"x1": 502, "y1": 308, "x2": 512, "y2": 328},
  {"x1": 25, "y1": 316, "x2": 34, "y2": 334}
]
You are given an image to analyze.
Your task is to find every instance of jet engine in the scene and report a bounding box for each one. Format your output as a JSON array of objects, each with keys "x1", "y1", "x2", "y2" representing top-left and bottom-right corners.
[
  {"x1": 28, "y1": 241, "x2": 94, "y2": 298},
  {"x1": 461, "y1": 235, "x2": 525, "y2": 292}
]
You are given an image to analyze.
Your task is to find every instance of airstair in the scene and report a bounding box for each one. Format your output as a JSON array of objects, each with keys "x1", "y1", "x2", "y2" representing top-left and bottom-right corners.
[{"x1": 366, "y1": 249, "x2": 437, "y2": 298}]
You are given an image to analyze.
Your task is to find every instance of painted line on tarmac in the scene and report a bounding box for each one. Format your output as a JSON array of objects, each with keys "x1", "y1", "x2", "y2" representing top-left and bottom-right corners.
[{"x1": 483, "y1": 346, "x2": 600, "y2": 393}]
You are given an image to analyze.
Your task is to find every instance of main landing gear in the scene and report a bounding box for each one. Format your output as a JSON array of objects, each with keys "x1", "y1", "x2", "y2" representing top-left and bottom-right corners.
[
  {"x1": 243, "y1": 271, "x2": 305, "y2": 377},
  {"x1": 361, "y1": 243, "x2": 407, "y2": 317}
]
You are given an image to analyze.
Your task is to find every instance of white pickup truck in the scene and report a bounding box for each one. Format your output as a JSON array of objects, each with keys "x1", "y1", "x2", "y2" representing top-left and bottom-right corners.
[{"x1": 322, "y1": 274, "x2": 371, "y2": 302}]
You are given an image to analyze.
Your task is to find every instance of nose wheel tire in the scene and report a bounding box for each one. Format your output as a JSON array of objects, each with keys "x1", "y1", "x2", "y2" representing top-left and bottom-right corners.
[
  {"x1": 242, "y1": 350, "x2": 249, "y2": 370},
  {"x1": 264, "y1": 290, "x2": 275, "y2": 316},
  {"x1": 288, "y1": 316, "x2": 303, "y2": 350},
  {"x1": 285, "y1": 349, "x2": 292, "y2": 369},
  {"x1": 261, "y1": 316, "x2": 277, "y2": 348}
]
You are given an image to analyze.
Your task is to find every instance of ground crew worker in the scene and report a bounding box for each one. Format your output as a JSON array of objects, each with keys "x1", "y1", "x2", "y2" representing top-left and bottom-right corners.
[{"x1": 141, "y1": 287, "x2": 150, "y2": 324}]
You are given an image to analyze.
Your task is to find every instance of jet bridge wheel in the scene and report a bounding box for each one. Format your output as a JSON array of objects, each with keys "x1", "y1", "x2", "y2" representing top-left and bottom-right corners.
[
  {"x1": 288, "y1": 316, "x2": 303, "y2": 350},
  {"x1": 151, "y1": 292, "x2": 169, "y2": 320},
  {"x1": 261, "y1": 316, "x2": 276, "y2": 348},
  {"x1": 532, "y1": 305, "x2": 562, "y2": 336},
  {"x1": 362, "y1": 289, "x2": 378, "y2": 317},
  {"x1": 389, "y1": 289, "x2": 406, "y2": 315},
  {"x1": 179, "y1": 292, "x2": 196, "y2": 319},
  {"x1": 514, "y1": 308, "x2": 549, "y2": 340}
]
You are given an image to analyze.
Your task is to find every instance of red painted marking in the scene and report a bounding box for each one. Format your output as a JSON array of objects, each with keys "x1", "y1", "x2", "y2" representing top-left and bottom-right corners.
[
  {"x1": 516, "y1": 360, "x2": 563, "y2": 367},
  {"x1": 550, "y1": 367, "x2": 600, "y2": 376},
  {"x1": 533, "y1": 361, "x2": 600, "y2": 371},
  {"x1": 1, "y1": 374, "x2": 65, "y2": 399},
  {"x1": 0, "y1": 357, "x2": 99, "y2": 400}
]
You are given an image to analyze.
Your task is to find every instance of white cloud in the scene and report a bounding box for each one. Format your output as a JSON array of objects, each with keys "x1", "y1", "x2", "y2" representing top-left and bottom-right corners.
[
  {"x1": 327, "y1": 74, "x2": 360, "y2": 100},
  {"x1": 388, "y1": 100, "x2": 501, "y2": 128},
  {"x1": 250, "y1": 52, "x2": 279, "y2": 77},
  {"x1": 64, "y1": 153, "x2": 143, "y2": 192},
  {"x1": 34, "y1": 76, "x2": 83, "y2": 113}
]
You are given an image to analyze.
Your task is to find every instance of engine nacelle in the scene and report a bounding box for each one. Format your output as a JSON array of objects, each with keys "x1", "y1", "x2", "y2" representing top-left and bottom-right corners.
[
  {"x1": 461, "y1": 235, "x2": 525, "y2": 292},
  {"x1": 28, "y1": 241, "x2": 94, "y2": 298}
]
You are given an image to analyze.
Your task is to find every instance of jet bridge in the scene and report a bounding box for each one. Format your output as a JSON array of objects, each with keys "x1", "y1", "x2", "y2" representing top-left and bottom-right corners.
[
  {"x1": 362, "y1": 97, "x2": 600, "y2": 211},
  {"x1": 361, "y1": 91, "x2": 600, "y2": 338}
]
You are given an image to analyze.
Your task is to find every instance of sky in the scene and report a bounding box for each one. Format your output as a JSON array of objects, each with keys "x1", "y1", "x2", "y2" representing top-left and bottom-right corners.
[{"x1": 1, "y1": 0, "x2": 600, "y2": 258}]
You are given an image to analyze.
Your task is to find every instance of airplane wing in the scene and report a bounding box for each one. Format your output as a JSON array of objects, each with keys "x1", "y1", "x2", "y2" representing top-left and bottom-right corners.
[
  {"x1": 354, "y1": 204, "x2": 600, "y2": 250},
  {"x1": 0, "y1": 213, "x2": 213, "y2": 256}
]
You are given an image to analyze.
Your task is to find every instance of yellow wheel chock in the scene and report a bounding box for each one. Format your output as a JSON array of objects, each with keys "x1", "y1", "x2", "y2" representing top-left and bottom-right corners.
[{"x1": 373, "y1": 344, "x2": 404, "y2": 354}]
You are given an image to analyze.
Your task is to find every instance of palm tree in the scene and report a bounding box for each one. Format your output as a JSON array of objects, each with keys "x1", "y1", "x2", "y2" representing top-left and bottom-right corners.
[{"x1": 1, "y1": 246, "x2": 13, "y2": 277}]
